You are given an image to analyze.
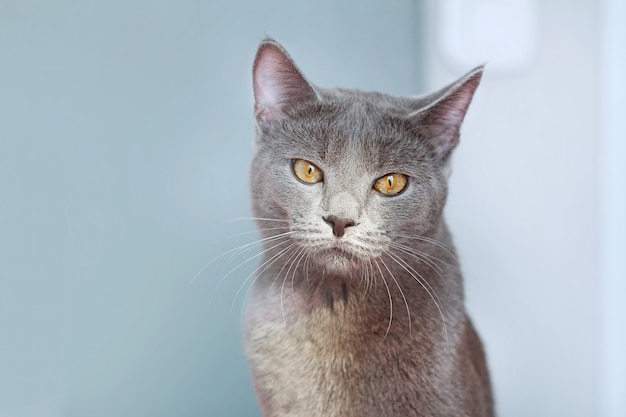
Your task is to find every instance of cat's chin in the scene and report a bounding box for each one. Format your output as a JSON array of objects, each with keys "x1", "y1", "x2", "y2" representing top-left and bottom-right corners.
[{"x1": 319, "y1": 247, "x2": 364, "y2": 273}]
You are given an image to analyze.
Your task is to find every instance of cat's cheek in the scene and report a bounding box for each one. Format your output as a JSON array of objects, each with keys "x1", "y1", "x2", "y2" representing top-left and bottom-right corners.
[
  {"x1": 369, "y1": 189, "x2": 427, "y2": 235},
  {"x1": 276, "y1": 181, "x2": 325, "y2": 226}
]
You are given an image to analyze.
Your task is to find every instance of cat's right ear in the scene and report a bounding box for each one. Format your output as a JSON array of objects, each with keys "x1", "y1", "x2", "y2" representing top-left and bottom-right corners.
[
  {"x1": 252, "y1": 39, "x2": 317, "y2": 130},
  {"x1": 408, "y1": 66, "x2": 484, "y2": 160}
]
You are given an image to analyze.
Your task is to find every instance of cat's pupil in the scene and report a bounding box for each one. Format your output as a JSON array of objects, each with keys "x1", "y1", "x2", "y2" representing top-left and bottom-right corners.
[
  {"x1": 387, "y1": 176, "x2": 393, "y2": 187},
  {"x1": 307, "y1": 166, "x2": 313, "y2": 176}
]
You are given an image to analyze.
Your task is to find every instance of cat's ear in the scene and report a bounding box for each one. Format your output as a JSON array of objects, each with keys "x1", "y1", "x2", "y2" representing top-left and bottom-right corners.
[
  {"x1": 252, "y1": 38, "x2": 317, "y2": 129},
  {"x1": 409, "y1": 66, "x2": 484, "y2": 160}
]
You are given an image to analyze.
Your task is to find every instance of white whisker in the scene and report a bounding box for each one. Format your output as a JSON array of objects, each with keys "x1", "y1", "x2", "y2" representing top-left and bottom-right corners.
[
  {"x1": 231, "y1": 241, "x2": 298, "y2": 311},
  {"x1": 379, "y1": 256, "x2": 413, "y2": 340},
  {"x1": 208, "y1": 237, "x2": 292, "y2": 303},
  {"x1": 393, "y1": 234, "x2": 457, "y2": 260},
  {"x1": 386, "y1": 251, "x2": 449, "y2": 346},
  {"x1": 389, "y1": 242, "x2": 447, "y2": 281},
  {"x1": 238, "y1": 244, "x2": 300, "y2": 320},
  {"x1": 280, "y1": 247, "x2": 305, "y2": 323},
  {"x1": 227, "y1": 231, "x2": 295, "y2": 262},
  {"x1": 304, "y1": 251, "x2": 312, "y2": 286},
  {"x1": 290, "y1": 247, "x2": 308, "y2": 302},
  {"x1": 266, "y1": 245, "x2": 303, "y2": 323},
  {"x1": 373, "y1": 258, "x2": 393, "y2": 340},
  {"x1": 221, "y1": 226, "x2": 290, "y2": 241},
  {"x1": 222, "y1": 216, "x2": 290, "y2": 224},
  {"x1": 360, "y1": 261, "x2": 371, "y2": 301},
  {"x1": 190, "y1": 230, "x2": 295, "y2": 284}
]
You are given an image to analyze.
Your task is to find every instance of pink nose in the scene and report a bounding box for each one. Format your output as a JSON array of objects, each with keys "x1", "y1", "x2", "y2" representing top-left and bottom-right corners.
[{"x1": 323, "y1": 215, "x2": 355, "y2": 238}]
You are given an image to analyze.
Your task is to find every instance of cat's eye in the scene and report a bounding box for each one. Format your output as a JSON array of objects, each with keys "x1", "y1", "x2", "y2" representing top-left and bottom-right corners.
[
  {"x1": 373, "y1": 173, "x2": 408, "y2": 195},
  {"x1": 292, "y1": 159, "x2": 324, "y2": 184}
]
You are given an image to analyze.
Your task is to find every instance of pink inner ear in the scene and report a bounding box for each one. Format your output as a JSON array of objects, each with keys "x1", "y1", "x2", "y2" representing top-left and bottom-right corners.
[
  {"x1": 412, "y1": 67, "x2": 483, "y2": 158},
  {"x1": 253, "y1": 50, "x2": 284, "y2": 111},
  {"x1": 438, "y1": 90, "x2": 472, "y2": 128},
  {"x1": 252, "y1": 41, "x2": 316, "y2": 125},
  {"x1": 428, "y1": 125, "x2": 460, "y2": 157}
]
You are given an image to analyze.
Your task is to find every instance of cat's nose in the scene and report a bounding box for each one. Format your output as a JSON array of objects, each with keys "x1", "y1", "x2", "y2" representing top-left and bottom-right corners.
[{"x1": 323, "y1": 215, "x2": 355, "y2": 238}]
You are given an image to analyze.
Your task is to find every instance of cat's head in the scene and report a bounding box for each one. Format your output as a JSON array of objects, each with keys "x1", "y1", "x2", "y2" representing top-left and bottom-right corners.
[{"x1": 250, "y1": 39, "x2": 482, "y2": 274}]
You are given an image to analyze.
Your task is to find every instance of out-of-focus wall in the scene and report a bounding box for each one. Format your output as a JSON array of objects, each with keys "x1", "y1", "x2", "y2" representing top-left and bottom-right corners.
[
  {"x1": 597, "y1": 0, "x2": 626, "y2": 415},
  {"x1": 422, "y1": 0, "x2": 616, "y2": 416},
  {"x1": 0, "y1": 1, "x2": 422, "y2": 416}
]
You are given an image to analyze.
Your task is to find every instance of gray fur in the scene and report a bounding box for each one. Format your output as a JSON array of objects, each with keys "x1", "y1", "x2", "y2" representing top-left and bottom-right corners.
[{"x1": 245, "y1": 38, "x2": 493, "y2": 417}]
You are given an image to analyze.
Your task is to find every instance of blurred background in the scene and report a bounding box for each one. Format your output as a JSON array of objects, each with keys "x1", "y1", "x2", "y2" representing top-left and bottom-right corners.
[{"x1": 1, "y1": 0, "x2": 624, "y2": 416}]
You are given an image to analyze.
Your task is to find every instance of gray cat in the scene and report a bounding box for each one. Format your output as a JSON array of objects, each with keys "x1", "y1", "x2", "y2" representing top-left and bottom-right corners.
[{"x1": 245, "y1": 38, "x2": 494, "y2": 417}]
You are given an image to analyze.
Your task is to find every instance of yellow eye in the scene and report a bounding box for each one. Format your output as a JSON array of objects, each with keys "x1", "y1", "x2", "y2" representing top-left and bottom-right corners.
[
  {"x1": 292, "y1": 159, "x2": 323, "y2": 184},
  {"x1": 373, "y1": 173, "x2": 408, "y2": 195}
]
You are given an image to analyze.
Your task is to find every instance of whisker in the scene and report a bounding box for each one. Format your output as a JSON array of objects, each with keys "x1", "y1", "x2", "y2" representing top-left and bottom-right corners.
[
  {"x1": 190, "y1": 230, "x2": 296, "y2": 284},
  {"x1": 290, "y1": 247, "x2": 308, "y2": 302},
  {"x1": 373, "y1": 258, "x2": 393, "y2": 340},
  {"x1": 269, "y1": 246, "x2": 300, "y2": 291},
  {"x1": 363, "y1": 260, "x2": 375, "y2": 300},
  {"x1": 304, "y1": 251, "x2": 312, "y2": 286},
  {"x1": 221, "y1": 216, "x2": 290, "y2": 224},
  {"x1": 268, "y1": 246, "x2": 302, "y2": 322},
  {"x1": 280, "y1": 247, "x2": 305, "y2": 323},
  {"x1": 379, "y1": 256, "x2": 413, "y2": 340},
  {"x1": 389, "y1": 243, "x2": 447, "y2": 281},
  {"x1": 388, "y1": 252, "x2": 443, "y2": 307},
  {"x1": 231, "y1": 241, "x2": 298, "y2": 311},
  {"x1": 389, "y1": 242, "x2": 444, "y2": 272},
  {"x1": 221, "y1": 226, "x2": 290, "y2": 241},
  {"x1": 208, "y1": 237, "x2": 292, "y2": 303},
  {"x1": 227, "y1": 231, "x2": 295, "y2": 261},
  {"x1": 392, "y1": 234, "x2": 457, "y2": 260},
  {"x1": 238, "y1": 244, "x2": 300, "y2": 319},
  {"x1": 385, "y1": 251, "x2": 449, "y2": 346},
  {"x1": 360, "y1": 261, "x2": 371, "y2": 301}
]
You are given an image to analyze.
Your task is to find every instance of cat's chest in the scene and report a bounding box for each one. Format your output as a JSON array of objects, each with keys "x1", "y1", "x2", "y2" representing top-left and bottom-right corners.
[
  {"x1": 246, "y1": 306, "x2": 366, "y2": 416},
  {"x1": 244, "y1": 285, "x2": 458, "y2": 417}
]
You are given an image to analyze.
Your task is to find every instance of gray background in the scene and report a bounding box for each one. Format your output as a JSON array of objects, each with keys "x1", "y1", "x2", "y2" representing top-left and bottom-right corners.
[{"x1": 1, "y1": 1, "x2": 624, "y2": 416}]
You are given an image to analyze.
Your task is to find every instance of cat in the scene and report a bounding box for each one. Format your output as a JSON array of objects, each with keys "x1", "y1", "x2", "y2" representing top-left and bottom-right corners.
[{"x1": 244, "y1": 38, "x2": 494, "y2": 417}]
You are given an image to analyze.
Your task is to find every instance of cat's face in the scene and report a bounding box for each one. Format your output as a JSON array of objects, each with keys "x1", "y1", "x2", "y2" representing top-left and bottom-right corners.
[
  {"x1": 251, "y1": 99, "x2": 447, "y2": 274},
  {"x1": 250, "y1": 40, "x2": 482, "y2": 275}
]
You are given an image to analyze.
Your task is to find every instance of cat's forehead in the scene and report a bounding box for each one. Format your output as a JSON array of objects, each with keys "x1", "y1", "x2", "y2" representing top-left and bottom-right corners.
[{"x1": 269, "y1": 95, "x2": 434, "y2": 175}]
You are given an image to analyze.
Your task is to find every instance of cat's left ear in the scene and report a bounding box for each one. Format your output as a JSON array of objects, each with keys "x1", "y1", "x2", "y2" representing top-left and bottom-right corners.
[
  {"x1": 252, "y1": 38, "x2": 318, "y2": 130},
  {"x1": 409, "y1": 66, "x2": 484, "y2": 160}
]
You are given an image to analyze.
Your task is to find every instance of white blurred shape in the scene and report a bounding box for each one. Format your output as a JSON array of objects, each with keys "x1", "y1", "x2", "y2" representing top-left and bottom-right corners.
[
  {"x1": 598, "y1": 0, "x2": 626, "y2": 415},
  {"x1": 437, "y1": 0, "x2": 537, "y2": 73}
]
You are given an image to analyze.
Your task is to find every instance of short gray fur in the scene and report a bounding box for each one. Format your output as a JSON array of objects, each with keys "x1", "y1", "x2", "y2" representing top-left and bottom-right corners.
[{"x1": 245, "y1": 38, "x2": 493, "y2": 417}]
